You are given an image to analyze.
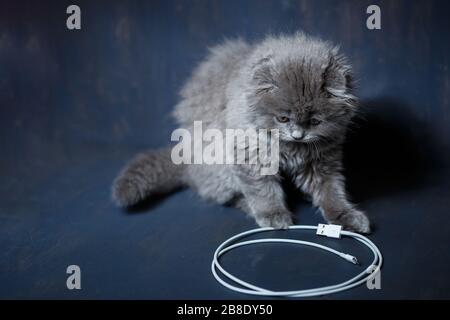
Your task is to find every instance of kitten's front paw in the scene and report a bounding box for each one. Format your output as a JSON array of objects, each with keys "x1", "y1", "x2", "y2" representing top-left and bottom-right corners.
[
  {"x1": 112, "y1": 175, "x2": 142, "y2": 207},
  {"x1": 255, "y1": 210, "x2": 293, "y2": 229},
  {"x1": 331, "y1": 209, "x2": 371, "y2": 234}
]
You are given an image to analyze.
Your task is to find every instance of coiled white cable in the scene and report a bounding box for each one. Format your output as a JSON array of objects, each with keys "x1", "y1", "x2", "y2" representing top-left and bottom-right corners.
[{"x1": 211, "y1": 224, "x2": 382, "y2": 297}]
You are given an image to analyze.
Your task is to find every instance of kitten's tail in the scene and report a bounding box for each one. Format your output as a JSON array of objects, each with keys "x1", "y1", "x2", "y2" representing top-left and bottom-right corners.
[{"x1": 112, "y1": 147, "x2": 184, "y2": 206}]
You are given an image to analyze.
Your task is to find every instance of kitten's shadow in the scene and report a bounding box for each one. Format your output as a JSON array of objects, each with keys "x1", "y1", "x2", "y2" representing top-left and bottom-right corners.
[
  {"x1": 344, "y1": 98, "x2": 441, "y2": 204},
  {"x1": 286, "y1": 97, "x2": 441, "y2": 211},
  {"x1": 123, "y1": 188, "x2": 184, "y2": 214}
]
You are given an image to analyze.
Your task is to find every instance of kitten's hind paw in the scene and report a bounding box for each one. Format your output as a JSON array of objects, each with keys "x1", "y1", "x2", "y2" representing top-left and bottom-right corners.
[
  {"x1": 112, "y1": 175, "x2": 143, "y2": 207},
  {"x1": 255, "y1": 210, "x2": 293, "y2": 229},
  {"x1": 331, "y1": 209, "x2": 371, "y2": 234}
]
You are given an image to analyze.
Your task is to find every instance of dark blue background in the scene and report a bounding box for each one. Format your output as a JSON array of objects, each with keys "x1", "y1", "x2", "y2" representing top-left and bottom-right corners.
[{"x1": 0, "y1": 0, "x2": 449, "y2": 299}]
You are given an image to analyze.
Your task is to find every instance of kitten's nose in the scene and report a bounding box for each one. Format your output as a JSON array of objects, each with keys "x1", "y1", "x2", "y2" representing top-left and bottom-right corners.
[{"x1": 291, "y1": 130, "x2": 305, "y2": 141}]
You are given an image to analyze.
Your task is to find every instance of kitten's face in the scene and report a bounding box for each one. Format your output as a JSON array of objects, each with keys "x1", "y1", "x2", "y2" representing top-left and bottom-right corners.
[
  {"x1": 249, "y1": 55, "x2": 357, "y2": 144},
  {"x1": 263, "y1": 88, "x2": 334, "y2": 143}
]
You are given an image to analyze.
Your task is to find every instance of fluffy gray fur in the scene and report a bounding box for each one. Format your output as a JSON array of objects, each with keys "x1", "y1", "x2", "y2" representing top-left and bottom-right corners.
[{"x1": 112, "y1": 32, "x2": 370, "y2": 233}]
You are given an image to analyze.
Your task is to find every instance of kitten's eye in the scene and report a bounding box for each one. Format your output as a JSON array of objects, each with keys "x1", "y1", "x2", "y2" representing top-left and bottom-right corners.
[
  {"x1": 310, "y1": 118, "x2": 321, "y2": 126},
  {"x1": 276, "y1": 116, "x2": 290, "y2": 123}
]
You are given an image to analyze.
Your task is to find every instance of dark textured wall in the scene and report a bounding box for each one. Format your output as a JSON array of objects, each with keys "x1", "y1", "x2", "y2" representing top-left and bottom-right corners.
[
  {"x1": 2, "y1": 0, "x2": 449, "y2": 152},
  {"x1": 0, "y1": 0, "x2": 449, "y2": 299}
]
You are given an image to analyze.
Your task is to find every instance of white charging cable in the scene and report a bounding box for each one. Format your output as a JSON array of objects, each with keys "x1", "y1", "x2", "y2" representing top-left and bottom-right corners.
[{"x1": 211, "y1": 224, "x2": 382, "y2": 297}]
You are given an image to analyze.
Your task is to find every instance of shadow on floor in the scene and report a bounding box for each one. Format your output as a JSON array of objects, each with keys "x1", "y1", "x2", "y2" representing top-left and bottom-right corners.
[
  {"x1": 343, "y1": 97, "x2": 443, "y2": 204},
  {"x1": 123, "y1": 188, "x2": 186, "y2": 214}
]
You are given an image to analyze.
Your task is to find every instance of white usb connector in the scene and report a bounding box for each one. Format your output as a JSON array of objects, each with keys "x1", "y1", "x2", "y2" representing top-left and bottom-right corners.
[{"x1": 316, "y1": 223, "x2": 342, "y2": 238}]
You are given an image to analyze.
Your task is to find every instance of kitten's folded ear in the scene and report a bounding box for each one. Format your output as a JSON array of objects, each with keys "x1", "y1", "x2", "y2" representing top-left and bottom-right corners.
[
  {"x1": 250, "y1": 54, "x2": 278, "y2": 95},
  {"x1": 322, "y1": 48, "x2": 357, "y2": 108},
  {"x1": 322, "y1": 49, "x2": 354, "y2": 92}
]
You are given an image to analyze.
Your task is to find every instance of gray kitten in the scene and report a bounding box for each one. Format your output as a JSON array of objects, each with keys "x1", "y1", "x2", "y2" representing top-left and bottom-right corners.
[{"x1": 112, "y1": 32, "x2": 370, "y2": 233}]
